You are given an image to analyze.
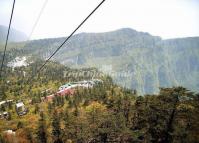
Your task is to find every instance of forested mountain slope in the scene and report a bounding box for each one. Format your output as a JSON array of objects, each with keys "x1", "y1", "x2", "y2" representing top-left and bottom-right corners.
[
  {"x1": 1, "y1": 28, "x2": 199, "y2": 95},
  {"x1": 0, "y1": 59, "x2": 199, "y2": 143}
]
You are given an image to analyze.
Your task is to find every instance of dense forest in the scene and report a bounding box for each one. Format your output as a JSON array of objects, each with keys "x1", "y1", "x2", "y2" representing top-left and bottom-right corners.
[
  {"x1": 0, "y1": 60, "x2": 199, "y2": 143},
  {"x1": 2, "y1": 28, "x2": 198, "y2": 95},
  {"x1": 0, "y1": 0, "x2": 199, "y2": 142}
]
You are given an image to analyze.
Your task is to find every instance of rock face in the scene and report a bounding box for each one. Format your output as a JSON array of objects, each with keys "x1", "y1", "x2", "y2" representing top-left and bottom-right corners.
[
  {"x1": 5, "y1": 28, "x2": 199, "y2": 95},
  {"x1": 7, "y1": 57, "x2": 29, "y2": 68}
]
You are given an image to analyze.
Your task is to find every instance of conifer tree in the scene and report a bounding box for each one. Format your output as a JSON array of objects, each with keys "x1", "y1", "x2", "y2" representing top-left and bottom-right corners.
[
  {"x1": 37, "y1": 112, "x2": 47, "y2": 143},
  {"x1": 52, "y1": 110, "x2": 63, "y2": 143}
]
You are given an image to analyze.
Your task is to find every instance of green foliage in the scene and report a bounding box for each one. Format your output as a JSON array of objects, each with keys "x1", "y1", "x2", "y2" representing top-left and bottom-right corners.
[
  {"x1": 0, "y1": 59, "x2": 199, "y2": 143},
  {"x1": 17, "y1": 121, "x2": 24, "y2": 129},
  {"x1": 2, "y1": 28, "x2": 198, "y2": 95},
  {"x1": 37, "y1": 112, "x2": 48, "y2": 143},
  {"x1": 52, "y1": 110, "x2": 63, "y2": 143}
]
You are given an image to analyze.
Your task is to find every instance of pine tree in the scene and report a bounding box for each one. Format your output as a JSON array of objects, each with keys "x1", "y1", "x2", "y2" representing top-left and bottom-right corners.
[
  {"x1": 34, "y1": 104, "x2": 39, "y2": 114},
  {"x1": 0, "y1": 134, "x2": 5, "y2": 143},
  {"x1": 52, "y1": 110, "x2": 63, "y2": 143},
  {"x1": 37, "y1": 112, "x2": 48, "y2": 143},
  {"x1": 17, "y1": 121, "x2": 24, "y2": 129},
  {"x1": 48, "y1": 102, "x2": 53, "y2": 114}
]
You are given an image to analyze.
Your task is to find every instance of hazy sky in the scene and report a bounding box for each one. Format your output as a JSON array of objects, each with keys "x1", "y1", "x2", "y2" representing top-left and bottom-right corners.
[{"x1": 0, "y1": 0, "x2": 199, "y2": 40}]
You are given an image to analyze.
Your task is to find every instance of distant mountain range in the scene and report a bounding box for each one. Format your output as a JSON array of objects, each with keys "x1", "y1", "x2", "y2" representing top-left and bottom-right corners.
[
  {"x1": 0, "y1": 25, "x2": 27, "y2": 42},
  {"x1": 2, "y1": 28, "x2": 199, "y2": 95}
]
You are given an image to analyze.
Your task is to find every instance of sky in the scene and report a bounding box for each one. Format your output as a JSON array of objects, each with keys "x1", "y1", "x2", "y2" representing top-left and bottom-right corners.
[{"x1": 0, "y1": 0, "x2": 199, "y2": 40}]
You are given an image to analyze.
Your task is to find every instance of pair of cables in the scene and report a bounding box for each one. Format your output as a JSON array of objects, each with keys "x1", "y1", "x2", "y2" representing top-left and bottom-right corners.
[{"x1": 0, "y1": 0, "x2": 106, "y2": 80}]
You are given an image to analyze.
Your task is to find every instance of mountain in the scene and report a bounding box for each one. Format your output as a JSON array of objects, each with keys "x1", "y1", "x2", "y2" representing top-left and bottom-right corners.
[
  {"x1": 0, "y1": 25, "x2": 27, "y2": 43},
  {"x1": 3, "y1": 28, "x2": 199, "y2": 95}
]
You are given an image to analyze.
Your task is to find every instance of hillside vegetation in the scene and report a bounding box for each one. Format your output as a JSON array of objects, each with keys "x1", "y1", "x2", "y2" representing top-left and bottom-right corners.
[
  {"x1": 0, "y1": 60, "x2": 199, "y2": 143},
  {"x1": 1, "y1": 28, "x2": 199, "y2": 95}
]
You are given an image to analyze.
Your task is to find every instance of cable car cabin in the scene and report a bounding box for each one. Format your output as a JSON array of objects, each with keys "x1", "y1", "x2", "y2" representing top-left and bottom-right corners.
[
  {"x1": 0, "y1": 112, "x2": 10, "y2": 120},
  {"x1": 0, "y1": 101, "x2": 6, "y2": 107},
  {"x1": 0, "y1": 100, "x2": 13, "y2": 110},
  {"x1": 15, "y1": 102, "x2": 28, "y2": 116}
]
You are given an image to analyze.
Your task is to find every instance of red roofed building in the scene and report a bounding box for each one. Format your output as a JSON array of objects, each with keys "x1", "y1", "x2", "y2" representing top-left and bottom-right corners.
[{"x1": 56, "y1": 88, "x2": 75, "y2": 96}]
